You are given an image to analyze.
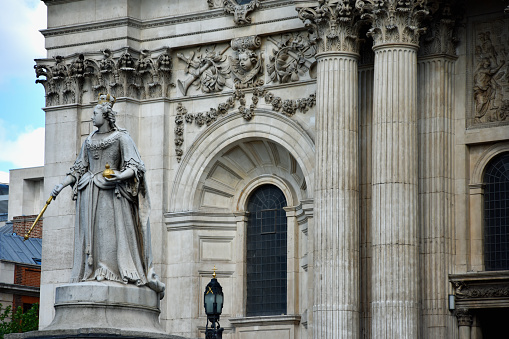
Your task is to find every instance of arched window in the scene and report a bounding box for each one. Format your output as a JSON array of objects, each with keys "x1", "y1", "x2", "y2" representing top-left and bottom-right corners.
[
  {"x1": 484, "y1": 152, "x2": 509, "y2": 271},
  {"x1": 246, "y1": 184, "x2": 287, "y2": 316}
]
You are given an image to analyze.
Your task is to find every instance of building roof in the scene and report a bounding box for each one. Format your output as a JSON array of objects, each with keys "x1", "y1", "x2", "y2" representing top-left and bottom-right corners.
[{"x1": 0, "y1": 223, "x2": 42, "y2": 266}]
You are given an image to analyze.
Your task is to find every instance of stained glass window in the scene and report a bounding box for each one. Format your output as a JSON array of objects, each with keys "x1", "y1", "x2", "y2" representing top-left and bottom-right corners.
[{"x1": 246, "y1": 184, "x2": 287, "y2": 316}]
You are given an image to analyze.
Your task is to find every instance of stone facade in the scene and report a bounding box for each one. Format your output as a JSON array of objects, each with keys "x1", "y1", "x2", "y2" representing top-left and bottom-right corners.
[{"x1": 34, "y1": 0, "x2": 509, "y2": 338}]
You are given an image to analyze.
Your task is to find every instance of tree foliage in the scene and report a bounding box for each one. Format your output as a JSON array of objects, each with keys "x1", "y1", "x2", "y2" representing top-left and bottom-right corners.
[{"x1": 0, "y1": 303, "x2": 39, "y2": 338}]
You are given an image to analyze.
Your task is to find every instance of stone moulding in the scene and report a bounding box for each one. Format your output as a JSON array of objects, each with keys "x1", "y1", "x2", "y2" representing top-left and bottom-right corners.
[
  {"x1": 35, "y1": 47, "x2": 173, "y2": 107},
  {"x1": 450, "y1": 271, "x2": 509, "y2": 309}
]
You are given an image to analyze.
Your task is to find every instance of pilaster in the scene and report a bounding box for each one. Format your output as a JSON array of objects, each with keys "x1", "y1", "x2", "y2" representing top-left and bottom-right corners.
[
  {"x1": 417, "y1": 3, "x2": 460, "y2": 336},
  {"x1": 358, "y1": 1, "x2": 430, "y2": 338},
  {"x1": 296, "y1": 1, "x2": 363, "y2": 337}
]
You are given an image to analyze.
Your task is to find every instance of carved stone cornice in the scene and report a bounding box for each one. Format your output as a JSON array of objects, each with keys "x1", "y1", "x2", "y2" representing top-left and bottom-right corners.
[
  {"x1": 296, "y1": 0, "x2": 365, "y2": 54},
  {"x1": 418, "y1": 0, "x2": 462, "y2": 57},
  {"x1": 450, "y1": 271, "x2": 509, "y2": 310},
  {"x1": 455, "y1": 308, "x2": 472, "y2": 327},
  {"x1": 355, "y1": 0, "x2": 430, "y2": 47}
]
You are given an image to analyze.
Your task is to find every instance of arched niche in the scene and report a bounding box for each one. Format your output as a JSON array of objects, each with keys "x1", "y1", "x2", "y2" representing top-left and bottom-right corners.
[{"x1": 169, "y1": 110, "x2": 315, "y2": 213}]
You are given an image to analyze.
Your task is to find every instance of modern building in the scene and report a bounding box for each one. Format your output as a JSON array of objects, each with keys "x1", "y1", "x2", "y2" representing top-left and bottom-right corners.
[{"x1": 32, "y1": 1, "x2": 509, "y2": 338}]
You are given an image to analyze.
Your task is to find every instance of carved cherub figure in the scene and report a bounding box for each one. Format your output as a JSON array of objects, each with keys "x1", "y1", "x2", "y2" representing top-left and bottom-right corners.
[{"x1": 230, "y1": 48, "x2": 263, "y2": 89}]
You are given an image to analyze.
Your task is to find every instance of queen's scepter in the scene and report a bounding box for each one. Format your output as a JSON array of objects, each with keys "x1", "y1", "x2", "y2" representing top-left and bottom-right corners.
[{"x1": 24, "y1": 195, "x2": 54, "y2": 241}]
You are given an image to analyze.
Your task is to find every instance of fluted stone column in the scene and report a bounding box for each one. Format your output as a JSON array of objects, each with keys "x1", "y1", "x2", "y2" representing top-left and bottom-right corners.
[
  {"x1": 358, "y1": 1, "x2": 429, "y2": 337},
  {"x1": 315, "y1": 52, "x2": 360, "y2": 338},
  {"x1": 296, "y1": 2, "x2": 364, "y2": 338}
]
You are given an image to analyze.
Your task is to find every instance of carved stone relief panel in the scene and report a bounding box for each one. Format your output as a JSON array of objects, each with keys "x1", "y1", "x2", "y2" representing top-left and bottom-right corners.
[
  {"x1": 175, "y1": 32, "x2": 317, "y2": 97},
  {"x1": 176, "y1": 45, "x2": 232, "y2": 96},
  {"x1": 230, "y1": 36, "x2": 264, "y2": 89},
  {"x1": 34, "y1": 47, "x2": 173, "y2": 107},
  {"x1": 470, "y1": 17, "x2": 509, "y2": 125},
  {"x1": 267, "y1": 32, "x2": 317, "y2": 84}
]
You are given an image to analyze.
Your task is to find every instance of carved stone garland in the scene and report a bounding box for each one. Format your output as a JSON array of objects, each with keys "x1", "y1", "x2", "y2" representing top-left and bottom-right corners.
[
  {"x1": 35, "y1": 48, "x2": 173, "y2": 107},
  {"x1": 174, "y1": 87, "x2": 315, "y2": 161}
]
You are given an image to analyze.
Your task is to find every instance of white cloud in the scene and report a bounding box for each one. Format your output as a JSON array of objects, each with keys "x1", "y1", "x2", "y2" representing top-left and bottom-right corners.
[
  {"x1": 0, "y1": 1, "x2": 47, "y2": 84},
  {"x1": 0, "y1": 123, "x2": 45, "y2": 169},
  {"x1": 0, "y1": 171, "x2": 9, "y2": 184}
]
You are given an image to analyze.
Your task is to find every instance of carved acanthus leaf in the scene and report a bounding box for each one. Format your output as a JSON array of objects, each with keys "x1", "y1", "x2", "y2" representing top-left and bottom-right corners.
[
  {"x1": 355, "y1": 0, "x2": 430, "y2": 46},
  {"x1": 455, "y1": 308, "x2": 472, "y2": 327},
  {"x1": 419, "y1": 0, "x2": 462, "y2": 57},
  {"x1": 296, "y1": 0, "x2": 366, "y2": 53}
]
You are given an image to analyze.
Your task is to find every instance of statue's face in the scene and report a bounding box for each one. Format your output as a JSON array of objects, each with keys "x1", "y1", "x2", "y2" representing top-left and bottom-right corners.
[
  {"x1": 239, "y1": 53, "x2": 253, "y2": 71},
  {"x1": 92, "y1": 107, "x2": 105, "y2": 127}
]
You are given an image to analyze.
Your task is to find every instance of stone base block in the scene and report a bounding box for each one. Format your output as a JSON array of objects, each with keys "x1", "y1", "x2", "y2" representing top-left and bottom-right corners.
[
  {"x1": 5, "y1": 328, "x2": 188, "y2": 339},
  {"x1": 6, "y1": 282, "x2": 189, "y2": 338}
]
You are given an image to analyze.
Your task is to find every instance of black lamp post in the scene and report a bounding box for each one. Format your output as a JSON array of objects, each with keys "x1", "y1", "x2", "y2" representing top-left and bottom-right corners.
[{"x1": 204, "y1": 267, "x2": 224, "y2": 339}]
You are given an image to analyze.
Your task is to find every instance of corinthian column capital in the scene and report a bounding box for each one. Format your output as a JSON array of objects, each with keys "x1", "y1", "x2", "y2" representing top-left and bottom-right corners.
[
  {"x1": 419, "y1": 0, "x2": 463, "y2": 57},
  {"x1": 455, "y1": 308, "x2": 473, "y2": 327},
  {"x1": 356, "y1": 0, "x2": 430, "y2": 47},
  {"x1": 296, "y1": 0, "x2": 365, "y2": 54}
]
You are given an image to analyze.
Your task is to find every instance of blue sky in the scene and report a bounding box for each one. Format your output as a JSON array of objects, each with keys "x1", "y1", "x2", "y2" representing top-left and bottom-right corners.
[{"x1": 0, "y1": 0, "x2": 47, "y2": 183}]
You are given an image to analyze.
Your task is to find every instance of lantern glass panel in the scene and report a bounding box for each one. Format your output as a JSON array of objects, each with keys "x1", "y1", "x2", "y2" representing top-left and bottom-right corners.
[{"x1": 205, "y1": 292, "x2": 215, "y2": 314}]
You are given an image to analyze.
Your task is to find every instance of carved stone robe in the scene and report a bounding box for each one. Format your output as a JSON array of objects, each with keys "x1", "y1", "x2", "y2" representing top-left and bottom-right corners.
[{"x1": 68, "y1": 129, "x2": 164, "y2": 295}]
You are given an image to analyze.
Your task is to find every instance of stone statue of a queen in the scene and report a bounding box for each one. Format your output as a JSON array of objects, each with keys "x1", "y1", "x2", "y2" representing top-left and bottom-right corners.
[{"x1": 52, "y1": 94, "x2": 165, "y2": 297}]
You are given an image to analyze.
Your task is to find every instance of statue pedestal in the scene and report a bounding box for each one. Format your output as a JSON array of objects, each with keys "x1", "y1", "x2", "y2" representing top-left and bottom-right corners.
[{"x1": 6, "y1": 282, "x2": 187, "y2": 339}]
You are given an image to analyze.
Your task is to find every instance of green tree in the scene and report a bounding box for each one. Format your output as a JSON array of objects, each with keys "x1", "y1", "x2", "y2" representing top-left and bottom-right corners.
[{"x1": 0, "y1": 303, "x2": 39, "y2": 338}]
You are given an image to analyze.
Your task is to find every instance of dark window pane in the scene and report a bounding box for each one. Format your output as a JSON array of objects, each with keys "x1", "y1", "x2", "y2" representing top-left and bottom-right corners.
[
  {"x1": 246, "y1": 185, "x2": 287, "y2": 316},
  {"x1": 484, "y1": 153, "x2": 509, "y2": 271}
]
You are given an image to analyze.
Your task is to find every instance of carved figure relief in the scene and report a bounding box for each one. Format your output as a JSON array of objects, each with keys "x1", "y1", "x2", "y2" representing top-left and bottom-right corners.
[
  {"x1": 267, "y1": 32, "x2": 317, "y2": 84},
  {"x1": 35, "y1": 48, "x2": 173, "y2": 107},
  {"x1": 230, "y1": 36, "x2": 264, "y2": 89},
  {"x1": 472, "y1": 19, "x2": 509, "y2": 123},
  {"x1": 177, "y1": 46, "x2": 232, "y2": 95},
  {"x1": 223, "y1": 0, "x2": 260, "y2": 25}
]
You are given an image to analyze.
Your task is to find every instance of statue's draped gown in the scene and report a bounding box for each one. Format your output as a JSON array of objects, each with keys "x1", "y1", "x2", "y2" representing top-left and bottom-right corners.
[{"x1": 68, "y1": 129, "x2": 163, "y2": 293}]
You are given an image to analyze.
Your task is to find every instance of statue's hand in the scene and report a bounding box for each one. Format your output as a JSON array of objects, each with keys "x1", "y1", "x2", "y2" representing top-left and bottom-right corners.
[
  {"x1": 51, "y1": 183, "x2": 64, "y2": 198},
  {"x1": 105, "y1": 170, "x2": 123, "y2": 183},
  {"x1": 105, "y1": 168, "x2": 134, "y2": 183}
]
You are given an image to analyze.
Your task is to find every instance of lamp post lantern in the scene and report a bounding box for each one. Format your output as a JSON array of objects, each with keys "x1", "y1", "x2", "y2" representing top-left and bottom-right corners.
[{"x1": 204, "y1": 266, "x2": 224, "y2": 339}]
